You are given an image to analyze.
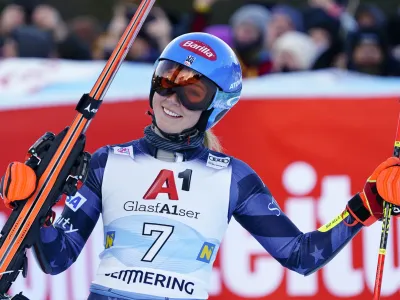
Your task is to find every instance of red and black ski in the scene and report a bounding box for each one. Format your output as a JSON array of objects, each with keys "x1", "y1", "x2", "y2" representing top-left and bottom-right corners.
[{"x1": 0, "y1": 0, "x2": 156, "y2": 298}]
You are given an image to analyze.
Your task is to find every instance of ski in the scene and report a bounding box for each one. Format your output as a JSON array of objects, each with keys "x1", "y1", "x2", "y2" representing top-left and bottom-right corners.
[{"x1": 0, "y1": 0, "x2": 156, "y2": 298}]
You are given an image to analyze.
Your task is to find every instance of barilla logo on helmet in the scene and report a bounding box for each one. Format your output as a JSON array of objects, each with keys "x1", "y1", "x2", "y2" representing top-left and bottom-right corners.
[{"x1": 179, "y1": 40, "x2": 217, "y2": 61}]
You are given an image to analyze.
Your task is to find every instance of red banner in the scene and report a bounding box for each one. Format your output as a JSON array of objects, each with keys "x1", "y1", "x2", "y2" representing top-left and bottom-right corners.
[{"x1": 0, "y1": 96, "x2": 399, "y2": 299}]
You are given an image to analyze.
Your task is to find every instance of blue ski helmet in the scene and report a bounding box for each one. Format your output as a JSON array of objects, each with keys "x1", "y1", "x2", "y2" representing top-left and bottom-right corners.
[{"x1": 150, "y1": 32, "x2": 242, "y2": 132}]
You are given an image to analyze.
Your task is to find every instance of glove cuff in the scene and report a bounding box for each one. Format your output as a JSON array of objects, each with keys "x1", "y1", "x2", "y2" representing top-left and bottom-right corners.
[{"x1": 346, "y1": 193, "x2": 377, "y2": 226}]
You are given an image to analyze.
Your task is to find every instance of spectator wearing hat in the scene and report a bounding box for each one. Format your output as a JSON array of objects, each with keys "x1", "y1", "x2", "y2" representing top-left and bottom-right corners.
[
  {"x1": 307, "y1": 0, "x2": 357, "y2": 34},
  {"x1": 271, "y1": 31, "x2": 319, "y2": 73},
  {"x1": 230, "y1": 4, "x2": 272, "y2": 78},
  {"x1": 265, "y1": 4, "x2": 304, "y2": 51},
  {"x1": 355, "y1": 4, "x2": 386, "y2": 29},
  {"x1": 304, "y1": 7, "x2": 344, "y2": 70},
  {"x1": 345, "y1": 26, "x2": 400, "y2": 76},
  {"x1": 2, "y1": 25, "x2": 55, "y2": 58}
]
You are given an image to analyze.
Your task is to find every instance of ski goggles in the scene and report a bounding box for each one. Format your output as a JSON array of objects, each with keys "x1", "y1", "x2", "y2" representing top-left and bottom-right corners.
[{"x1": 151, "y1": 60, "x2": 218, "y2": 111}]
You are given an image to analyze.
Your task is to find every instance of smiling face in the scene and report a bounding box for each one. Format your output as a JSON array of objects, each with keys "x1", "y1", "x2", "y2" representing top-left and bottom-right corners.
[{"x1": 152, "y1": 91, "x2": 202, "y2": 134}]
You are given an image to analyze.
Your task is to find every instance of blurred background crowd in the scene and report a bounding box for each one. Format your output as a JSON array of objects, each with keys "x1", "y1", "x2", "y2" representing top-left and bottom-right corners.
[{"x1": 1, "y1": 0, "x2": 400, "y2": 78}]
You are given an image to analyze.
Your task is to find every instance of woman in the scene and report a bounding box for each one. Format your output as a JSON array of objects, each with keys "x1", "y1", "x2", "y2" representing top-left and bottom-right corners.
[{"x1": 1, "y1": 32, "x2": 400, "y2": 300}]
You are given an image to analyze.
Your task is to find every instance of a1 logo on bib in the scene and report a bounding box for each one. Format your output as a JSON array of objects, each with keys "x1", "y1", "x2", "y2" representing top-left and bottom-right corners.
[
  {"x1": 143, "y1": 169, "x2": 193, "y2": 200},
  {"x1": 66, "y1": 192, "x2": 87, "y2": 212}
]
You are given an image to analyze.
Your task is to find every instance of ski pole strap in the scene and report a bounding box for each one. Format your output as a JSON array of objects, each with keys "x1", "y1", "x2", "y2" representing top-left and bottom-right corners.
[
  {"x1": 76, "y1": 94, "x2": 102, "y2": 120},
  {"x1": 346, "y1": 193, "x2": 377, "y2": 226}
]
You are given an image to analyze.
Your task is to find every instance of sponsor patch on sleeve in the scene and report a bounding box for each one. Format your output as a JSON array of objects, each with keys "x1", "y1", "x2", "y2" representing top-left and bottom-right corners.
[
  {"x1": 66, "y1": 192, "x2": 88, "y2": 212},
  {"x1": 206, "y1": 153, "x2": 230, "y2": 169},
  {"x1": 113, "y1": 145, "x2": 134, "y2": 160}
]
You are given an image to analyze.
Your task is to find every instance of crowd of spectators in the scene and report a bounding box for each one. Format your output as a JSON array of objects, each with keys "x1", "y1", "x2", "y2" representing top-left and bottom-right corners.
[{"x1": 1, "y1": 0, "x2": 400, "y2": 77}]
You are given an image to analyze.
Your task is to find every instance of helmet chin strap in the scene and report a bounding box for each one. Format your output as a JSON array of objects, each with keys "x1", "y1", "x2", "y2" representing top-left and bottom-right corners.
[{"x1": 146, "y1": 111, "x2": 200, "y2": 142}]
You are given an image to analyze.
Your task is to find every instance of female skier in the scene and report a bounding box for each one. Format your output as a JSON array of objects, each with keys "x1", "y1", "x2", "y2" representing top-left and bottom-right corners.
[{"x1": 2, "y1": 32, "x2": 400, "y2": 300}]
